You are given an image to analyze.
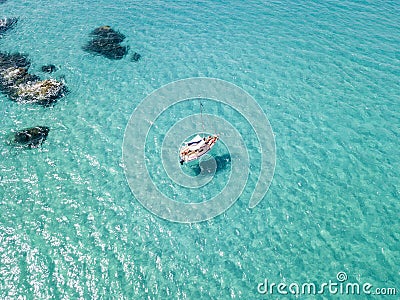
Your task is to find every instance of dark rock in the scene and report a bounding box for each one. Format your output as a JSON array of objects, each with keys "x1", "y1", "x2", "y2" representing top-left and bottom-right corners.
[
  {"x1": 0, "y1": 17, "x2": 18, "y2": 36},
  {"x1": 0, "y1": 67, "x2": 39, "y2": 96},
  {"x1": 14, "y1": 126, "x2": 50, "y2": 148},
  {"x1": 0, "y1": 52, "x2": 30, "y2": 69},
  {"x1": 0, "y1": 52, "x2": 66, "y2": 105},
  {"x1": 91, "y1": 26, "x2": 125, "y2": 43},
  {"x1": 16, "y1": 78, "x2": 66, "y2": 106},
  {"x1": 131, "y1": 52, "x2": 141, "y2": 62},
  {"x1": 41, "y1": 64, "x2": 57, "y2": 73},
  {"x1": 83, "y1": 26, "x2": 128, "y2": 60},
  {"x1": 0, "y1": 0, "x2": 7, "y2": 4},
  {"x1": 84, "y1": 38, "x2": 128, "y2": 59}
]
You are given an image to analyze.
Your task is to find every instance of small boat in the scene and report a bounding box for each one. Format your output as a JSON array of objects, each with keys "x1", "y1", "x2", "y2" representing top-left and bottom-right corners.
[{"x1": 179, "y1": 134, "x2": 219, "y2": 165}]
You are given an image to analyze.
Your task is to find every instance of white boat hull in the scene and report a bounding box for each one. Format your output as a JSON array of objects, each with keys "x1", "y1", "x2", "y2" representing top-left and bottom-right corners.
[{"x1": 179, "y1": 135, "x2": 219, "y2": 164}]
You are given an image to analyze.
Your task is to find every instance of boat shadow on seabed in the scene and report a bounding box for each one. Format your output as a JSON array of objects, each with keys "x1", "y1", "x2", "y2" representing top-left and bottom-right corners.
[{"x1": 184, "y1": 154, "x2": 232, "y2": 176}]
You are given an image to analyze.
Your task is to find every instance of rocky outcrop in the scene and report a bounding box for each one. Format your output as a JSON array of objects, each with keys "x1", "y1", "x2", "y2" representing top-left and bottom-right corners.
[
  {"x1": 16, "y1": 78, "x2": 65, "y2": 104},
  {"x1": 83, "y1": 26, "x2": 129, "y2": 60},
  {"x1": 0, "y1": 17, "x2": 18, "y2": 36},
  {"x1": 0, "y1": 52, "x2": 66, "y2": 105},
  {"x1": 13, "y1": 126, "x2": 50, "y2": 148},
  {"x1": 41, "y1": 64, "x2": 57, "y2": 73},
  {"x1": 0, "y1": 52, "x2": 30, "y2": 69}
]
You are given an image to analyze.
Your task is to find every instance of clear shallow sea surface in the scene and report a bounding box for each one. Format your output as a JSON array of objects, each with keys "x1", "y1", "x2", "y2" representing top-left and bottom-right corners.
[{"x1": 1, "y1": 0, "x2": 399, "y2": 299}]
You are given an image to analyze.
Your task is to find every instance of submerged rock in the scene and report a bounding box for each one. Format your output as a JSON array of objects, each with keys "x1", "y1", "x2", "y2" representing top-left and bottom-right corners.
[
  {"x1": 0, "y1": 66, "x2": 39, "y2": 85},
  {"x1": 0, "y1": 52, "x2": 30, "y2": 69},
  {"x1": 85, "y1": 38, "x2": 128, "y2": 59},
  {"x1": 83, "y1": 26, "x2": 128, "y2": 60},
  {"x1": 91, "y1": 26, "x2": 125, "y2": 43},
  {"x1": 0, "y1": 52, "x2": 66, "y2": 105},
  {"x1": 14, "y1": 126, "x2": 50, "y2": 148},
  {"x1": 0, "y1": 17, "x2": 18, "y2": 36},
  {"x1": 16, "y1": 79, "x2": 65, "y2": 105},
  {"x1": 41, "y1": 64, "x2": 57, "y2": 73},
  {"x1": 131, "y1": 52, "x2": 141, "y2": 62},
  {"x1": 0, "y1": 66, "x2": 39, "y2": 97}
]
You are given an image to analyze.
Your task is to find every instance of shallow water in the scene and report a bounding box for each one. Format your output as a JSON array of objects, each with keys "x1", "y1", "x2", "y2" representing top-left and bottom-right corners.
[{"x1": 1, "y1": 0, "x2": 399, "y2": 298}]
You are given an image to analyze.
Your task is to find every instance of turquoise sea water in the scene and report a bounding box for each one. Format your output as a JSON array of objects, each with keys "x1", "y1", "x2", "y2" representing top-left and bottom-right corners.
[{"x1": 1, "y1": 0, "x2": 399, "y2": 298}]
